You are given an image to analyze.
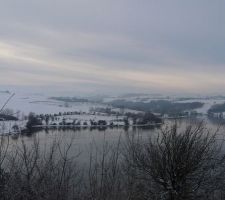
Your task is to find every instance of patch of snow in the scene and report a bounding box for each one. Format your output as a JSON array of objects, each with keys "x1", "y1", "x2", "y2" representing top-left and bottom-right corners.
[{"x1": 0, "y1": 93, "x2": 106, "y2": 115}]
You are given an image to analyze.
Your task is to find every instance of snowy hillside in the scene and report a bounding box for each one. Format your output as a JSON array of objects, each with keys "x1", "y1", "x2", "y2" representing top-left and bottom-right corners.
[
  {"x1": 104, "y1": 94, "x2": 225, "y2": 115},
  {"x1": 1, "y1": 91, "x2": 225, "y2": 120}
]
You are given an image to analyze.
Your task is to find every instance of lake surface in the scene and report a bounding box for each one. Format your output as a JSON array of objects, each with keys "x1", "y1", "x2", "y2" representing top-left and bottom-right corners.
[{"x1": 7, "y1": 117, "x2": 225, "y2": 164}]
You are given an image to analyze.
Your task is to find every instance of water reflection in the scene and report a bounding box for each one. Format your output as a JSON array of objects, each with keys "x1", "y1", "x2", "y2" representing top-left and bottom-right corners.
[{"x1": 7, "y1": 118, "x2": 225, "y2": 164}]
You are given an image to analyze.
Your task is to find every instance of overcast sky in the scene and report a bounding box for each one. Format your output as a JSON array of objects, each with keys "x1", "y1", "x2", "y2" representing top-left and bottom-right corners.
[{"x1": 0, "y1": 0, "x2": 225, "y2": 95}]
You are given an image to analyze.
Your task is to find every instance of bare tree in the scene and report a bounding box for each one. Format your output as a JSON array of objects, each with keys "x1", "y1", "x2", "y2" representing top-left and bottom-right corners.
[
  {"x1": 4, "y1": 137, "x2": 83, "y2": 200},
  {"x1": 125, "y1": 122, "x2": 225, "y2": 200},
  {"x1": 87, "y1": 134, "x2": 125, "y2": 200}
]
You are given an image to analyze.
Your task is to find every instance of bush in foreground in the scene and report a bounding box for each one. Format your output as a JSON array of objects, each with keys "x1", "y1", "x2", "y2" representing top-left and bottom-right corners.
[{"x1": 0, "y1": 122, "x2": 224, "y2": 199}]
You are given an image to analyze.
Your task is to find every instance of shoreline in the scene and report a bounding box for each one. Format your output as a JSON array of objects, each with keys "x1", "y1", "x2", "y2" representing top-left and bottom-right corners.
[{"x1": 33, "y1": 123, "x2": 163, "y2": 128}]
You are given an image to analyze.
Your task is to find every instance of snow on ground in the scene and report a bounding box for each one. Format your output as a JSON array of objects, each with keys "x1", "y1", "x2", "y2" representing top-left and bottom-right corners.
[
  {"x1": 111, "y1": 108, "x2": 143, "y2": 114},
  {"x1": 0, "y1": 92, "x2": 130, "y2": 134},
  {"x1": 2, "y1": 91, "x2": 225, "y2": 134},
  {"x1": 0, "y1": 92, "x2": 107, "y2": 115},
  {"x1": 61, "y1": 114, "x2": 124, "y2": 121},
  {"x1": 0, "y1": 92, "x2": 143, "y2": 117}
]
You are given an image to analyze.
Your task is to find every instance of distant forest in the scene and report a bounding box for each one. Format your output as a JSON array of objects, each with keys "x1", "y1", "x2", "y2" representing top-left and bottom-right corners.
[
  {"x1": 50, "y1": 96, "x2": 89, "y2": 103},
  {"x1": 208, "y1": 103, "x2": 225, "y2": 113},
  {"x1": 0, "y1": 114, "x2": 18, "y2": 121},
  {"x1": 110, "y1": 100, "x2": 203, "y2": 114}
]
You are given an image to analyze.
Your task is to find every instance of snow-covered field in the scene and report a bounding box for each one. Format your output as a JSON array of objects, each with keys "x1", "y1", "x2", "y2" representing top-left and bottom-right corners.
[
  {"x1": 0, "y1": 92, "x2": 134, "y2": 134},
  {"x1": 2, "y1": 91, "x2": 225, "y2": 135},
  {"x1": 0, "y1": 92, "x2": 107, "y2": 115},
  {"x1": 2, "y1": 91, "x2": 225, "y2": 116}
]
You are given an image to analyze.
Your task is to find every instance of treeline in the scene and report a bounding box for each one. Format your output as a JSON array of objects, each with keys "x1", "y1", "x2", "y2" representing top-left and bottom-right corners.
[
  {"x1": 0, "y1": 108, "x2": 18, "y2": 121},
  {"x1": 208, "y1": 103, "x2": 225, "y2": 113},
  {"x1": 25, "y1": 112, "x2": 162, "y2": 132},
  {"x1": 111, "y1": 100, "x2": 203, "y2": 115},
  {"x1": 0, "y1": 123, "x2": 224, "y2": 199},
  {"x1": 0, "y1": 114, "x2": 17, "y2": 121},
  {"x1": 50, "y1": 96, "x2": 89, "y2": 103}
]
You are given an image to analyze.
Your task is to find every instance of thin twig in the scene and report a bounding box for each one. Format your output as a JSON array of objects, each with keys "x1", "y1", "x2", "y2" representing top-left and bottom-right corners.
[{"x1": 0, "y1": 93, "x2": 15, "y2": 114}]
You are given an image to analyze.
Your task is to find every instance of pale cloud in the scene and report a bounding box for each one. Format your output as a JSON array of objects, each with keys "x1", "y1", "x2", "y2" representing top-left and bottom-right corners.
[{"x1": 0, "y1": 0, "x2": 225, "y2": 95}]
